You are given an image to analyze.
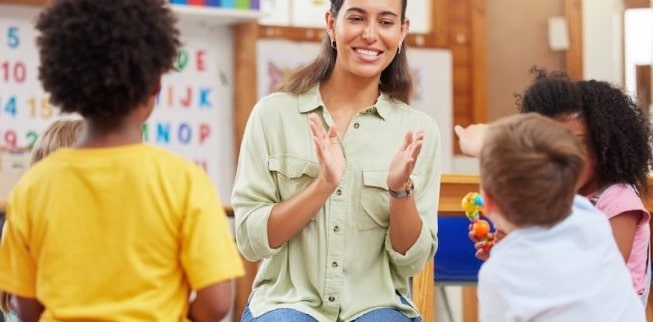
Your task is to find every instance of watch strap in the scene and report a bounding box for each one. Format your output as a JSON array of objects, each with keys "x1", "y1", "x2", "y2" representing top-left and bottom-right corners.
[{"x1": 389, "y1": 181, "x2": 415, "y2": 198}]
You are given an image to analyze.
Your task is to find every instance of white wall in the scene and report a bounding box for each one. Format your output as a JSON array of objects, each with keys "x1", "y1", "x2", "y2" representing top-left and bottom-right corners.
[{"x1": 583, "y1": 0, "x2": 624, "y2": 85}]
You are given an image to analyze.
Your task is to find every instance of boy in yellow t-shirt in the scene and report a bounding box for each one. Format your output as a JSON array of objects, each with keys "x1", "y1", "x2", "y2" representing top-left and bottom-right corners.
[{"x1": 0, "y1": 1, "x2": 244, "y2": 321}]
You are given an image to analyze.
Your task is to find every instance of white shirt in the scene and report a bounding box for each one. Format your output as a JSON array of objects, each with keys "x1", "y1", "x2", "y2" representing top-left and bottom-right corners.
[{"x1": 478, "y1": 196, "x2": 645, "y2": 322}]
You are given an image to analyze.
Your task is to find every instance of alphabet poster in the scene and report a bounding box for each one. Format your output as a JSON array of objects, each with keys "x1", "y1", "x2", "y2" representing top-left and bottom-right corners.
[{"x1": 0, "y1": 5, "x2": 235, "y2": 203}]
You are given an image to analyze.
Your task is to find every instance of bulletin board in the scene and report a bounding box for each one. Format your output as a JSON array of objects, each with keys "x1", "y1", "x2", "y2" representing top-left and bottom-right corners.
[
  {"x1": 0, "y1": 5, "x2": 236, "y2": 203},
  {"x1": 256, "y1": 39, "x2": 453, "y2": 171}
]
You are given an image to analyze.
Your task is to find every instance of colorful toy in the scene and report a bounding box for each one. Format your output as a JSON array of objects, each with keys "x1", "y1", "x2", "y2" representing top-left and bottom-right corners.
[
  {"x1": 461, "y1": 192, "x2": 484, "y2": 221},
  {"x1": 461, "y1": 192, "x2": 494, "y2": 251}
]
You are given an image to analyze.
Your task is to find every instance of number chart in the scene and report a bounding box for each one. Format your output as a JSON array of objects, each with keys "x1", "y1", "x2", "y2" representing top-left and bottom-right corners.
[
  {"x1": 0, "y1": 10, "x2": 51, "y2": 152},
  {"x1": 0, "y1": 5, "x2": 236, "y2": 203}
]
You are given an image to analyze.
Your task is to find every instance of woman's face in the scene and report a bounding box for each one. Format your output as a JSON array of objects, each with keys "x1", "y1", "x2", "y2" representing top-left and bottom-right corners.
[
  {"x1": 326, "y1": 0, "x2": 408, "y2": 80},
  {"x1": 554, "y1": 114, "x2": 598, "y2": 196}
]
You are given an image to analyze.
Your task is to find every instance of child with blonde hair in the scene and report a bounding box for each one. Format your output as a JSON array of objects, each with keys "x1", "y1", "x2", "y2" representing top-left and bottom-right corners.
[
  {"x1": 1, "y1": 119, "x2": 82, "y2": 322},
  {"x1": 29, "y1": 119, "x2": 83, "y2": 166}
]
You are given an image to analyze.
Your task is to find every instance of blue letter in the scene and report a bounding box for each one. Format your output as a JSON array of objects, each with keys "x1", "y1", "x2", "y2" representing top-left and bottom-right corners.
[
  {"x1": 199, "y1": 88, "x2": 212, "y2": 108},
  {"x1": 156, "y1": 123, "x2": 170, "y2": 143},
  {"x1": 178, "y1": 123, "x2": 192, "y2": 144}
]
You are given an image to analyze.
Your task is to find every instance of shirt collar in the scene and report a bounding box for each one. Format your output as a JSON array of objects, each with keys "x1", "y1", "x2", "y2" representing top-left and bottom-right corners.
[
  {"x1": 297, "y1": 85, "x2": 323, "y2": 114},
  {"x1": 297, "y1": 84, "x2": 393, "y2": 121}
]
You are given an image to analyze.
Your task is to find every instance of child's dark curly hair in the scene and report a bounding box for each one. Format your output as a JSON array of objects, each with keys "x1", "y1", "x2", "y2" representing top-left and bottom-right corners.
[
  {"x1": 517, "y1": 66, "x2": 583, "y2": 116},
  {"x1": 35, "y1": 0, "x2": 180, "y2": 119},
  {"x1": 518, "y1": 67, "x2": 653, "y2": 192},
  {"x1": 577, "y1": 80, "x2": 652, "y2": 192}
]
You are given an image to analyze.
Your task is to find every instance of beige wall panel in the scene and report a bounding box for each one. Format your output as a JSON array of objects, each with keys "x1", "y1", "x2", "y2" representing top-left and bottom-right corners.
[{"x1": 486, "y1": 0, "x2": 566, "y2": 121}]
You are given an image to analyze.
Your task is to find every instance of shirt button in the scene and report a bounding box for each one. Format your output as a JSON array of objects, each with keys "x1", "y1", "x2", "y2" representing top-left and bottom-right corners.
[
  {"x1": 332, "y1": 261, "x2": 338, "y2": 268},
  {"x1": 328, "y1": 296, "x2": 335, "y2": 302},
  {"x1": 353, "y1": 122, "x2": 360, "y2": 129},
  {"x1": 335, "y1": 188, "x2": 342, "y2": 196},
  {"x1": 333, "y1": 225, "x2": 340, "y2": 232},
  {"x1": 366, "y1": 108, "x2": 373, "y2": 113}
]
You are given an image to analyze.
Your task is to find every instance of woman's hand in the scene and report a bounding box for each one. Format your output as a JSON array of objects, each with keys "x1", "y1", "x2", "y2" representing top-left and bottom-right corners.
[
  {"x1": 309, "y1": 113, "x2": 345, "y2": 188},
  {"x1": 454, "y1": 123, "x2": 488, "y2": 157},
  {"x1": 387, "y1": 130, "x2": 424, "y2": 191}
]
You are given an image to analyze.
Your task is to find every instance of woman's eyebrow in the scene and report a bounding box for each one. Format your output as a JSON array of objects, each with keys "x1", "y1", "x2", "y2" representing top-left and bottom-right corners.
[{"x1": 345, "y1": 7, "x2": 399, "y2": 17}]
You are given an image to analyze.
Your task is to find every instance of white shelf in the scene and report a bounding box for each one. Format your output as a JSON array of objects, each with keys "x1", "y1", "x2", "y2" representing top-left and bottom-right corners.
[{"x1": 171, "y1": 4, "x2": 264, "y2": 26}]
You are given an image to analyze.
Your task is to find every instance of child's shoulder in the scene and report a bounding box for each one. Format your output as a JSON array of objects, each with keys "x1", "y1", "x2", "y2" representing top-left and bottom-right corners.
[
  {"x1": 600, "y1": 183, "x2": 638, "y2": 197},
  {"x1": 595, "y1": 183, "x2": 648, "y2": 217}
]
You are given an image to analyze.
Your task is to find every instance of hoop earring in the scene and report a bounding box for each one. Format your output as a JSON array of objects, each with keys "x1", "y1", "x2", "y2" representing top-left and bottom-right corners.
[{"x1": 331, "y1": 41, "x2": 337, "y2": 50}]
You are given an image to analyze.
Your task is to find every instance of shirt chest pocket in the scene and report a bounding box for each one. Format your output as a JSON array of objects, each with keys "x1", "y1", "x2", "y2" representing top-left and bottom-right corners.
[
  {"x1": 268, "y1": 156, "x2": 319, "y2": 202},
  {"x1": 359, "y1": 170, "x2": 391, "y2": 230}
]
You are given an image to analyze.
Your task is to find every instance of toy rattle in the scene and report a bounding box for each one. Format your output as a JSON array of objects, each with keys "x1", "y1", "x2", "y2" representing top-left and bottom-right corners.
[{"x1": 461, "y1": 192, "x2": 494, "y2": 251}]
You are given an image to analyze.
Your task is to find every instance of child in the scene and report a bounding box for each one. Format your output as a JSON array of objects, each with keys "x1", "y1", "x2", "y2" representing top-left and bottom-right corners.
[
  {"x1": 0, "y1": 1, "x2": 243, "y2": 321},
  {"x1": 0, "y1": 119, "x2": 83, "y2": 322},
  {"x1": 457, "y1": 69, "x2": 652, "y2": 302},
  {"x1": 519, "y1": 70, "x2": 652, "y2": 302},
  {"x1": 28, "y1": 119, "x2": 84, "y2": 166},
  {"x1": 477, "y1": 113, "x2": 645, "y2": 321}
]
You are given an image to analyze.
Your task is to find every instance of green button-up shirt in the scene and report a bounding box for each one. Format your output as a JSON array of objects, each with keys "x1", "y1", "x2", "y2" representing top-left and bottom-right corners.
[{"x1": 232, "y1": 85, "x2": 441, "y2": 322}]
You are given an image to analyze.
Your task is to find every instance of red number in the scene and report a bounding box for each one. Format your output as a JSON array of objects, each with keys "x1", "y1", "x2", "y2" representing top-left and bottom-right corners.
[
  {"x1": 4, "y1": 130, "x2": 17, "y2": 149},
  {"x1": 1, "y1": 61, "x2": 27, "y2": 83},
  {"x1": 13, "y1": 62, "x2": 25, "y2": 83}
]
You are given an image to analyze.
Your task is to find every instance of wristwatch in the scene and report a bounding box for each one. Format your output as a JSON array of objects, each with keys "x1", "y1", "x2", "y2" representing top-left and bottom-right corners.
[{"x1": 389, "y1": 180, "x2": 415, "y2": 199}]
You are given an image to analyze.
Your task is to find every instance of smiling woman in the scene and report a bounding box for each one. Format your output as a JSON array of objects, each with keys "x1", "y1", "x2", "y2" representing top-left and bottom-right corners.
[{"x1": 231, "y1": 0, "x2": 443, "y2": 321}]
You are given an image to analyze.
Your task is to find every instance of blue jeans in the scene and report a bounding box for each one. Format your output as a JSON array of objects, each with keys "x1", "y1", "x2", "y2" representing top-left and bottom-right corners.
[{"x1": 241, "y1": 296, "x2": 421, "y2": 322}]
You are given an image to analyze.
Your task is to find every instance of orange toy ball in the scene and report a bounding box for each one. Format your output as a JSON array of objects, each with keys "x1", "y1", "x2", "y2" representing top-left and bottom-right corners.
[{"x1": 471, "y1": 219, "x2": 491, "y2": 239}]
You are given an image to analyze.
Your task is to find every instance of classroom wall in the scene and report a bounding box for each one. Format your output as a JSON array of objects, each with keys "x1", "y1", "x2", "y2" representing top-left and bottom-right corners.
[{"x1": 486, "y1": 0, "x2": 566, "y2": 122}]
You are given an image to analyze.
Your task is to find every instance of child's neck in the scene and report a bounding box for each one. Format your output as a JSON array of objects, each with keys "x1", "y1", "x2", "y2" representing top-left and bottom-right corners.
[
  {"x1": 77, "y1": 118, "x2": 143, "y2": 148},
  {"x1": 578, "y1": 180, "x2": 603, "y2": 198}
]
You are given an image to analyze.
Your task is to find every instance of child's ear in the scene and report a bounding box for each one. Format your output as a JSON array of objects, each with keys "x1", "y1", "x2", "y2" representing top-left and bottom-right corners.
[{"x1": 480, "y1": 188, "x2": 496, "y2": 214}]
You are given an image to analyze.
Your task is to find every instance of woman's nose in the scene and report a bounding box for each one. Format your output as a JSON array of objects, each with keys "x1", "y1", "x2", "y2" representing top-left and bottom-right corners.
[{"x1": 362, "y1": 23, "x2": 377, "y2": 41}]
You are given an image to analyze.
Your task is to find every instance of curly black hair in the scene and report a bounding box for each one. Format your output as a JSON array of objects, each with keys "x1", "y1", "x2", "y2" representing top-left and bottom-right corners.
[
  {"x1": 517, "y1": 66, "x2": 583, "y2": 116},
  {"x1": 35, "y1": 0, "x2": 180, "y2": 120},
  {"x1": 577, "y1": 80, "x2": 652, "y2": 192},
  {"x1": 518, "y1": 67, "x2": 653, "y2": 192}
]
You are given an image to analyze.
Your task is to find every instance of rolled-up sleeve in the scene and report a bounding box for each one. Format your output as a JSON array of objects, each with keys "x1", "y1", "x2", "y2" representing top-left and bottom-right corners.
[
  {"x1": 232, "y1": 104, "x2": 283, "y2": 261},
  {"x1": 385, "y1": 122, "x2": 441, "y2": 278}
]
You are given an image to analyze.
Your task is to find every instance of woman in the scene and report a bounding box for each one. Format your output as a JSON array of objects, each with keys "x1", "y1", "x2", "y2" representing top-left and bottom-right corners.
[{"x1": 232, "y1": 0, "x2": 442, "y2": 321}]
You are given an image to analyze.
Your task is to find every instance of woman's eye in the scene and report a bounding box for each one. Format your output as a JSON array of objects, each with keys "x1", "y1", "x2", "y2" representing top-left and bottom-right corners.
[
  {"x1": 379, "y1": 20, "x2": 394, "y2": 26},
  {"x1": 347, "y1": 16, "x2": 364, "y2": 23}
]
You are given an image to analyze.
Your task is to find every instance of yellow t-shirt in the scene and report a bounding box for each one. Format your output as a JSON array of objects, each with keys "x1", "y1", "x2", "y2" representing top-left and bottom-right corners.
[{"x1": 0, "y1": 144, "x2": 244, "y2": 321}]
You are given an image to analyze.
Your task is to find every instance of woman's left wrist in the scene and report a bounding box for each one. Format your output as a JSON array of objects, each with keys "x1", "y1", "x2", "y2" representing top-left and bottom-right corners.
[{"x1": 388, "y1": 179, "x2": 414, "y2": 198}]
